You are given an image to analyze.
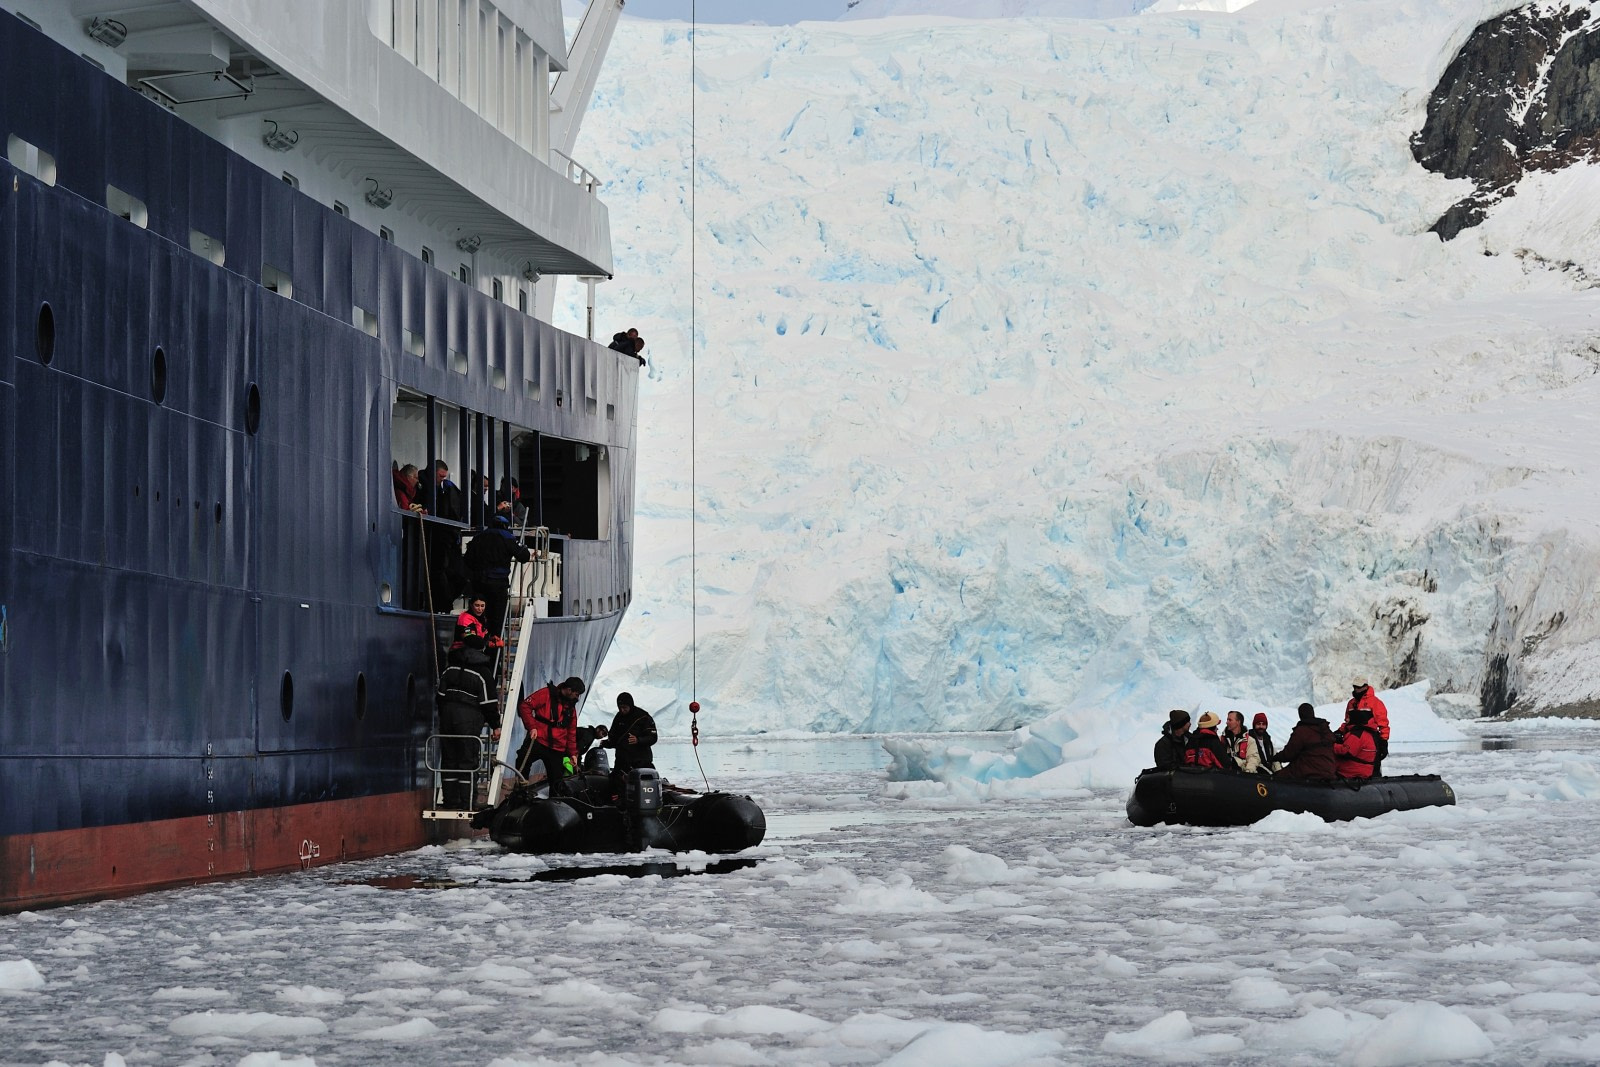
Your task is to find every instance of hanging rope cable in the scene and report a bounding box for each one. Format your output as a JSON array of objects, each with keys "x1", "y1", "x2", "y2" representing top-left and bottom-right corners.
[
  {"x1": 418, "y1": 512, "x2": 440, "y2": 685},
  {"x1": 688, "y1": 0, "x2": 707, "y2": 775},
  {"x1": 690, "y1": 0, "x2": 698, "y2": 705},
  {"x1": 688, "y1": 0, "x2": 710, "y2": 793}
]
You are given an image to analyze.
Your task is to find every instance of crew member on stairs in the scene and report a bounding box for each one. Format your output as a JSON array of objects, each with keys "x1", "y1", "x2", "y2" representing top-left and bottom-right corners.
[
  {"x1": 436, "y1": 663, "x2": 499, "y2": 810},
  {"x1": 464, "y1": 506, "x2": 529, "y2": 638}
]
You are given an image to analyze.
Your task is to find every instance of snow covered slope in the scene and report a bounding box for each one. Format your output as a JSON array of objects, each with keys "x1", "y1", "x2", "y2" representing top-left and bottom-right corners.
[{"x1": 565, "y1": 0, "x2": 1600, "y2": 735}]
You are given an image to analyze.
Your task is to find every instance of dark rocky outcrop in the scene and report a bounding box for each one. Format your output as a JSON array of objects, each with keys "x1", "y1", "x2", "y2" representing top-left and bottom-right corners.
[{"x1": 1414, "y1": 3, "x2": 1600, "y2": 239}]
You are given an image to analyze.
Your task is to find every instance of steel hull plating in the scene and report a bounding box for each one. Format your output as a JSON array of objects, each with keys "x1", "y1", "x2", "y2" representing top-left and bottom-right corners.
[
  {"x1": 1, "y1": 789, "x2": 435, "y2": 912},
  {"x1": 0, "y1": 12, "x2": 636, "y2": 911}
]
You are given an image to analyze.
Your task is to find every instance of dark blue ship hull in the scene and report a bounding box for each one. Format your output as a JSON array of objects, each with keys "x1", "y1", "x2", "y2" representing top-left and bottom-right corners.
[{"x1": 0, "y1": 11, "x2": 638, "y2": 910}]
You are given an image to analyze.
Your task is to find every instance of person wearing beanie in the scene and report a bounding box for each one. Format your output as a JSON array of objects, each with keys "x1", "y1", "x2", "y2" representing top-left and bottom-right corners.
[
  {"x1": 1153, "y1": 709, "x2": 1192, "y2": 770},
  {"x1": 1189, "y1": 711, "x2": 1235, "y2": 771},
  {"x1": 1248, "y1": 712, "x2": 1280, "y2": 773},
  {"x1": 1343, "y1": 677, "x2": 1390, "y2": 774},
  {"x1": 463, "y1": 504, "x2": 532, "y2": 638},
  {"x1": 1223, "y1": 710, "x2": 1271, "y2": 775},
  {"x1": 1333, "y1": 706, "x2": 1380, "y2": 779},
  {"x1": 599, "y1": 691, "x2": 659, "y2": 777},
  {"x1": 1277, "y1": 702, "x2": 1337, "y2": 781}
]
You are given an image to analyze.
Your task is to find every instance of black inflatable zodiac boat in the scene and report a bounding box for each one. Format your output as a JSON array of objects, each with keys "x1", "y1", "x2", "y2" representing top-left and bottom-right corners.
[
  {"x1": 1126, "y1": 767, "x2": 1455, "y2": 827},
  {"x1": 474, "y1": 767, "x2": 766, "y2": 854}
]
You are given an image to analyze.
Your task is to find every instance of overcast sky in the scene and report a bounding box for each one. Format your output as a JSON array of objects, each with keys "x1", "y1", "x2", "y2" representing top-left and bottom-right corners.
[{"x1": 619, "y1": 0, "x2": 849, "y2": 22}]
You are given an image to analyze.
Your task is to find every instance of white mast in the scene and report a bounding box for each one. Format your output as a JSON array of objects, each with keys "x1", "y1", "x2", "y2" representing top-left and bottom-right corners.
[{"x1": 540, "y1": 0, "x2": 626, "y2": 324}]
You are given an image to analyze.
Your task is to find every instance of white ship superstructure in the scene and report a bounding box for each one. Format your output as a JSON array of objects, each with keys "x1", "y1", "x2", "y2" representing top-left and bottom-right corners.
[{"x1": 6, "y1": 0, "x2": 619, "y2": 319}]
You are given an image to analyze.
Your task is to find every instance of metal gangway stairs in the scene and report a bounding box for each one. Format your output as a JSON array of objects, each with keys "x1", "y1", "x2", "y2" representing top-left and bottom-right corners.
[{"x1": 422, "y1": 520, "x2": 562, "y2": 821}]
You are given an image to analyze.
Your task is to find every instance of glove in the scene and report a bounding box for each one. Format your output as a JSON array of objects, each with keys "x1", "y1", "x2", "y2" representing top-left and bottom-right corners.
[{"x1": 562, "y1": 757, "x2": 576, "y2": 775}]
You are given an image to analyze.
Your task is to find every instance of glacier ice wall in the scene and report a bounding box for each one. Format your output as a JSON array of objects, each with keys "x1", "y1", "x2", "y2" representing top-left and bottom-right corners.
[{"x1": 560, "y1": 0, "x2": 1600, "y2": 734}]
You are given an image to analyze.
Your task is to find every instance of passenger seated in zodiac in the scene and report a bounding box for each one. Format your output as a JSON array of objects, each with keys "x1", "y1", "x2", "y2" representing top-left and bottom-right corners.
[
  {"x1": 1248, "y1": 712, "x2": 1280, "y2": 773},
  {"x1": 1153, "y1": 710, "x2": 1192, "y2": 770},
  {"x1": 1333, "y1": 706, "x2": 1380, "y2": 780},
  {"x1": 1275, "y1": 703, "x2": 1337, "y2": 781},
  {"x1": 1188, "y1": 712, "x2": 1236, "y2": 770}
]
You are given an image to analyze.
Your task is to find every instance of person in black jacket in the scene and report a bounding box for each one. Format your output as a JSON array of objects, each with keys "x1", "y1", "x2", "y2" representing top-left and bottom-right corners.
[
  {"x1": 420, "y1": 460, "x2": 465, "y2": 522},
  {"x1": 464, "y1": 510, "x2": 530, "y2": 637},
  {"x1": 1154, "y1": 710, "x2": 1192, "y2": 769},
  {"x1": 436, "y1": 663, "x2": 500, "y2": 810},
  {"x1": 609, "y1": 328, "x2": 646, "y2": 365},
  {"x1": 600, "y1": 692, "x2": 658, "y2": 774}
]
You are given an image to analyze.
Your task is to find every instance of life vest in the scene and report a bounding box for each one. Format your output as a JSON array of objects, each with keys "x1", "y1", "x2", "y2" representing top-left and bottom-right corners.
[
  {"x1": 451, "y1": 610, "x2": 487, "y2": 650},
  {"x1": 1345, "y1": 689, "x2": 1390, "y2": 741},
  {"x1": 518, "y1": 684, "x2": 577, "y2": 756},
  {"x1": 1223, "y1": 729, "x2": 1248, "y2": 759},
  {"x1": 1334, "y1": 726, "x2": 1379, "y2": 779},
  {"x1": 1184, "y1": 728, "x2": 1229, "y2": 770}
]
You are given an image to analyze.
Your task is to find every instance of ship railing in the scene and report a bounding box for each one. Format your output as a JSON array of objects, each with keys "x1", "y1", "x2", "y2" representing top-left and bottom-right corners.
[
  {"x1": 551, "y1": 148, "x2": 601, "y2": 193},
  {"x1": 514, "y1": 529, "x2": 562, "y2": 604},
  {"x1": 400, "y1": 511, "x2": 470, "y2": 615},
  {"x1": 421, "y1": 734, "x2": 493, "y2": 820}
]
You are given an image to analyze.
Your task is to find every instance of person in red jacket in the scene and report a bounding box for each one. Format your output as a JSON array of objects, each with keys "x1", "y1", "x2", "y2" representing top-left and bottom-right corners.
[
  {"x1": 1343, "y1": 677, "x2": 1389, "y2": 740},
  {"x1": 515, "y1": 677, "x2": 586, "y2": 796},
  {"x1": 1343, "y1": 676, "x2": 1390, "y2": 774},
  {"x1": 1334, "y1": 707, "x2": 1381, "y2": 779},
  {"x1": 1277, "y1": 703, "x2": 1338, "y2": 781},
  {"x1": 393, "y1": 463, "x2": 424, "y2": 512},
  {"x1": 449, "y1": 597, "x2": 503, "y2": 687}
]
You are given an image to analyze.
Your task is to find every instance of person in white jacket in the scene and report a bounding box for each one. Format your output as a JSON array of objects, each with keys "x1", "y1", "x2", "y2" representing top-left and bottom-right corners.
[
  {"x1": 1245, "y1": 712, "x2": 1280, "y2": 774},
  {"x1": 1225, "y1": 710, "x2": 1274, "y2": 775}
]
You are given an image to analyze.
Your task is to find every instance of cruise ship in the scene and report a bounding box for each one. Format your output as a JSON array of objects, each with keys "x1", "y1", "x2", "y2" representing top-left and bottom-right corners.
[{"x1": 0, "y1": 0, "x2": 638, "y2": 911}]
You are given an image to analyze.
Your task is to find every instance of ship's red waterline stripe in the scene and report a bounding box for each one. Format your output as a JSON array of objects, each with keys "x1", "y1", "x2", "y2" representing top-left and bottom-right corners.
[{"x1": 1, "y1": 789, "x2": 436, "y2": 913}]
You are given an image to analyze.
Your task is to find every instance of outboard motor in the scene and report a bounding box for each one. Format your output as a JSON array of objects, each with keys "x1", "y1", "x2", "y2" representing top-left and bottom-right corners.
[
  {"x1": 623, "y1": 768, "x2": 662, "y2": 850},
  {"x1": 624, "y1": 768, "x2": 662, "y2": 812},
  {"x1": 582, "y1": 747, "x2": 610, "y2": 774}
]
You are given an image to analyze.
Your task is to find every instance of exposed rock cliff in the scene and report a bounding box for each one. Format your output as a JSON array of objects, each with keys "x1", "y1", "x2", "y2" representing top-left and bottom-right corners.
[{"x1": 1415, "y1": 1, "x2": 1600, "y2": 239}]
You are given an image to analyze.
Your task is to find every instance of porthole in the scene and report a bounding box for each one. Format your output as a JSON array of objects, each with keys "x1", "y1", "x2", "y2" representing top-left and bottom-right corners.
[
  {"x1": 355, "y1": 672, "x2": 368, "y2": 721},
  {"x1": 151, "y1": 346, "x2": 167, "y2": 404},
  {"x1": 379, "y1": 582, "x2": 393, "y2": 605},
  {"x1": 280, "y1": 671, "x2": 294, "y2": 722},
  {"x1": 35, "y1": 302, "x2": 54, "y2": 365},
  {"x1": 244, "y1": 382, "x2": 261, "y2": 434},
  {"x1": 214, "y1": 501, "x2": 223, "y2": 525}
]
